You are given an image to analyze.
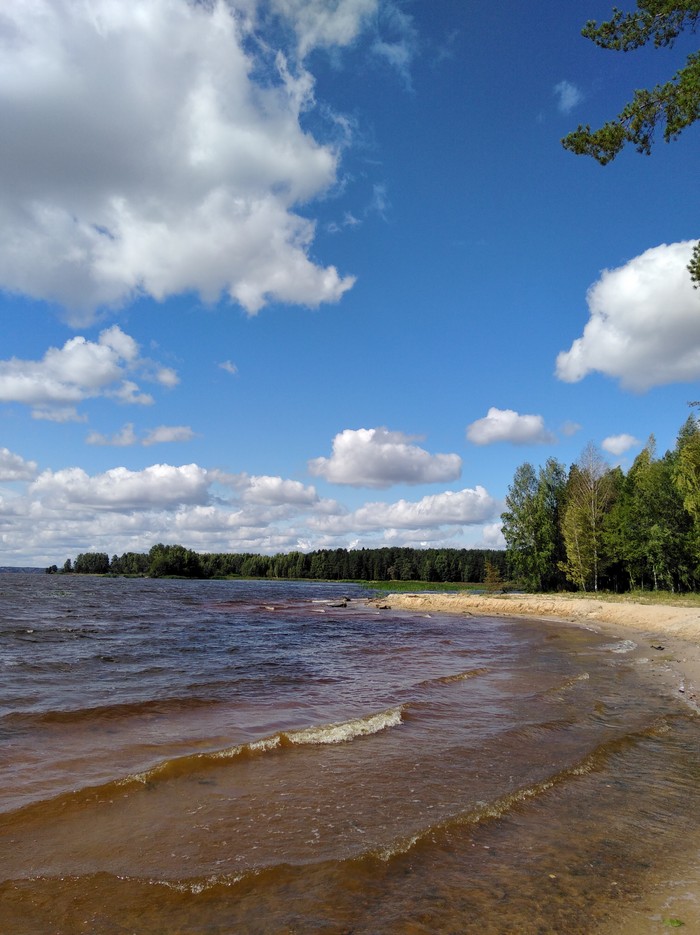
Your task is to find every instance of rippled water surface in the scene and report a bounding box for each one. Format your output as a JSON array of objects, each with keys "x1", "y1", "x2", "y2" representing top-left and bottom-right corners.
[{"x1": 1, "y1": 573, "x2": 700, "y2": 934}]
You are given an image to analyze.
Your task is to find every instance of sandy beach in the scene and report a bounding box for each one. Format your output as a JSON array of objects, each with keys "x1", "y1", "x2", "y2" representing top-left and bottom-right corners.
[{"x1": 386, "y1": 591, "x2": 700, "y2": 933}]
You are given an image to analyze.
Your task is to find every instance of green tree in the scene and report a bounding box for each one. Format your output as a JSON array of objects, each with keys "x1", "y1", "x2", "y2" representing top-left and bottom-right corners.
[
  {"x1": 501, "y1": 459, "x2": 567, "y2": 591},
  {"x1": 624, "y1": 438, "x2": 692, "y2": 588},
  {"x1": 672, "y1": 414, "x2": 700, "y2": 568},
  {"x1": 562, "y1": 1, "x2": 700, "y2": 284},
  {"x1": 559, "y1": 444, "x2": 615, "y2": 591},
  {"x1": 148, "y1": 543, "x2": 203, "y2": 577},
  {"x1": 674, "y1": 415, "x2": 700, "y2": 520},
  {"x1": 74, "y1": 552, "x2": 109, "y2": 574}
]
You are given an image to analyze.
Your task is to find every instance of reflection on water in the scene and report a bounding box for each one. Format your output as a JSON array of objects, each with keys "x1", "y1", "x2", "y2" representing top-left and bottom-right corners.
[{"x1": 1, "y1": 574, "x2": 699, "y2": 933}]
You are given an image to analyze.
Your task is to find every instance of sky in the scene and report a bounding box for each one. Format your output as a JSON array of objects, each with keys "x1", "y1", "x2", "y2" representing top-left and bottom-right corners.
[{"x1": 1, "y1": 0, "x2": 699, "y2": 567}]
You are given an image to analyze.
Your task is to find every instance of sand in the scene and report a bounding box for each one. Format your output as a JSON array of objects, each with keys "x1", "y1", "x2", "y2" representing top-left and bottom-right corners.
[{"x1": 383, "y1": 591, "x2": 700, "y2": 933}]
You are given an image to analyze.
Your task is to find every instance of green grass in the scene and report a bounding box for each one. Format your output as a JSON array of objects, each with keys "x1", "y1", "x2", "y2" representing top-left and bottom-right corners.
[{"x1": 354, "y1": 580, "x2": 488, "y2": 593}]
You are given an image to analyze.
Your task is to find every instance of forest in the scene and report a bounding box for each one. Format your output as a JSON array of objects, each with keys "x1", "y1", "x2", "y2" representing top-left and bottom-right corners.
[
  {"x1": 55, "y1": 544, "x2": 507, "y2": 584},
  {"x1": 501, "y1": 414, "x2": 700, "y2": 593}
]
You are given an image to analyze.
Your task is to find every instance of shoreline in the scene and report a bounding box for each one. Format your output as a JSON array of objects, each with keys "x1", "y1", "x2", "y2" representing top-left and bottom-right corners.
[
  {"x1": 385, "y1": 591, "x2": 700, "y2": 710},
  {"x1": 385, "y1": 591, "x2": 700, "y2": 933}
]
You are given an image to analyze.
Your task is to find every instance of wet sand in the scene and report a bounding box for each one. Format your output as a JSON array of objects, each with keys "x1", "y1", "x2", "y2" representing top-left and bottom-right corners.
[{"x1": 386, "y1": 591, "x2": 700, "y2": 933}]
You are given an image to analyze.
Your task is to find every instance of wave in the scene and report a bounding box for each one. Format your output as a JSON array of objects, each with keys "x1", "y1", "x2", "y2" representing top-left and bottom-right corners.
[
  {"x1": 136, "y1": 705, "x2": 405, "y2": 780},
  {"x1": 374, "y1": 714, "x2": 679, "y2": 862},
  {"x1": 0, "y1": 694, "x2": 219, "y2": 729},
  {"x1": 2, "y1": 714, "x2": 688, "y2": 909},
  {"x1": 417, "y1": 667, "x2": 489, "y2": 689},
  {"x1": 4, "y1": 706, "x2": 405, "y2": 818},
  {"x1": 536, "y1": 672, "x2": 590, "y2": 698}
]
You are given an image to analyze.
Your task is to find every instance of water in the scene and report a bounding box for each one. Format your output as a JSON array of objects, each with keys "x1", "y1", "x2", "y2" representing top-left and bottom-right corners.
[{"x1": 1, "y1": 574, "x2": 699, "y2": 934}]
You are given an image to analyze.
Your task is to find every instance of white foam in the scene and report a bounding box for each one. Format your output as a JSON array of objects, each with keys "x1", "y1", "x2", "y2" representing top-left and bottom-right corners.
[
  {"x1": 286, "y1": 707, "x2": 404, "y2": 746},
  {"x1": 601, "y1": 639, "x2": 637, "y2": 654}
]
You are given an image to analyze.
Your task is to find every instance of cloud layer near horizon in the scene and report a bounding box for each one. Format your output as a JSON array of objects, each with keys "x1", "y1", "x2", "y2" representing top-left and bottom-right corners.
[
  {"x1": 0, "y1": 0, "x2": 363, "y2": 322},
  {"x1": 0, "y1": 447, "x2": 500, "y2": 564}
]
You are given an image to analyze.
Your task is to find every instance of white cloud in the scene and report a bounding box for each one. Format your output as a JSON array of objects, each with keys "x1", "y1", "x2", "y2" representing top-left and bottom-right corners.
[
  {"x1": 0, "y1": 0, "x2": 356, "y2": 322},
  {"x1": 467, "y1": 407, "x2": 555, "y2": 445},
  {"x1": 311, "y1": 486, "x2": 498, "y2": 533},
  {"x1": 351, "y1": 487, "x2": 497, "y2": 528},
  {"x1": 86, "y1": 424, "x2": 195, "y2": 446},
  {"x1": 308, "y1": 427, "x2": 462, "y2": 487},
  {"x1": 0, "y1": 326, "x2": 173, "y2": 419},
  {"x1": 0, "y1": 448, "x2": 37, "y2": 482},
  {"x1": 32, "y1": 406, "x2": 87, "y2": 423},
  {"x1": 241, "y1": 475, "x2": 320, "y2": 506},
  {"x1": 156, "y1": 368, "x2": 180, "y2": 389},
  {"x1": 601, "y1": 433, "x2": 640, "y2": 457},
  {"x1": 272, "y1": 0, "x2": 417, "y2": 86},
  {"x1": 556, "y1": 242, "x2": 700, "y2": 390},
  {"x1": 30, "y1": 463, "x2": 210, "y2": 510},
  {"x1": 554, "y1": 80, "x2": 582, "y2": 114},
  {"x1": 86, "y1": 424, "x2": 138, "y2": 447},
  {"x1": 271, "y1": 0, "x2": 378, "y2": 57},
  {"x1": 481, "y1": 523, "x2": 506, "y2": 549},
  {"x1": 372, "y1": 1, "x2": 419, "y2": 86},
  {"x1": 219, "y1": 361, "x2": 239, "y2": 375},
  {"x1": 143, "y1": 426, "x2": 196, "y2": 446}
]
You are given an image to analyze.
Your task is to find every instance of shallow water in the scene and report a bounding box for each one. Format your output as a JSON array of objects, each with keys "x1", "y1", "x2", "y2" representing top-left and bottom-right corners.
[{"x1": 1, "y1": 574, "x2": 699, "y2": 933}]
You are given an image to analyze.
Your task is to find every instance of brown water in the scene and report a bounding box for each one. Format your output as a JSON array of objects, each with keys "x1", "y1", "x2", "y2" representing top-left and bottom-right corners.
[{"x1": 1, "y1": 574, "x2": 699, "y2": 933}]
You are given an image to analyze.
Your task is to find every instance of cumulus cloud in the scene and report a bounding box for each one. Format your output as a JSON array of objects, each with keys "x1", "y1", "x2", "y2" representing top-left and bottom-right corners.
[
  {"x1": 554, "y1": 80, "x2": 582, "y2": 113},
  {"x1": 0, "y1": 0, "x2": 357, "y2": 322},
  {"x1": 0, "y1": 448, "x2": 38, "y2": 482},
  {"x1": 312, "y1": 486, "x2": 498, "y2": 533},
  {"x1": 602, "y1": 434, "x2": 640, "y2": 457},
  {"x1": 556, "y1": 242, "x2": 700, "y2": 390},
  {"x1": 308, "y1": 427, "x2": 462, "y2": 487},
  {"x1": 0, "y1": 326, "x2": 174, "y2": 419},
  {"x1": 30, "y1": 464, "x2": 211, "y2": 510},
  {"x1": 241, "y1": 475, "x2": 320, "y2": 506},
  {"x1": 351, "y1": 487, "x2": 497, "y2": 528},
  {"x1": 219, "y1": 361, "x2": 239, "y2": 375},
  {"x1": 466, "y1": 408, "x2": 555, "y2": 445}
]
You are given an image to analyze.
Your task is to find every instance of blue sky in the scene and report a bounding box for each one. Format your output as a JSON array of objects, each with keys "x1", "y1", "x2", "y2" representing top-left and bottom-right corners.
[{"x1": 1, "y1": 0, "x2": 698, "y2": 567}]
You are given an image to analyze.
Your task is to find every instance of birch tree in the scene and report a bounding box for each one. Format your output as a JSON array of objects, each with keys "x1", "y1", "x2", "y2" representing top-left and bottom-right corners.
[{"x1": 559, "y1": 444, "x2": 615, "y2": 591}]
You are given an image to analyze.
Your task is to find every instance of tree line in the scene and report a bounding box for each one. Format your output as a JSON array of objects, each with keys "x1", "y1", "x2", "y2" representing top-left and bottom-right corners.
[
  {"x1": 53, "y1": 544, "x2": 507, "y2": 584},
  {"x1": 502, "y1": 415, "x2": 700, "y2": 593}
]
